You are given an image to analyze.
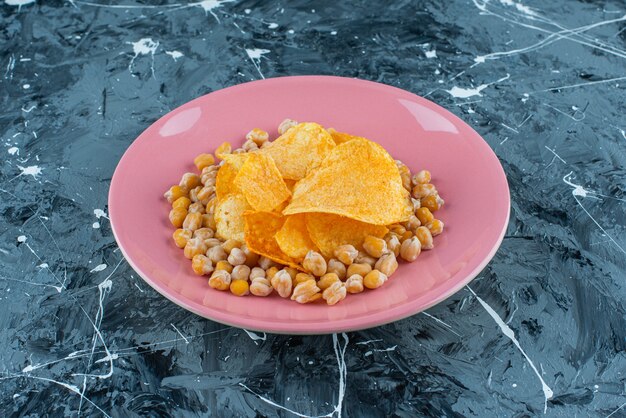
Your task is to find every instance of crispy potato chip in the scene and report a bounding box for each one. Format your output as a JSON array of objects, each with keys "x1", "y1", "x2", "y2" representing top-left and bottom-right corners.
[
  {"x1": 284, "y1": 138, "x2": 413, "y2": 225},
  {"x1": 260, "y1": 122, "x2": 335, "y2": 180},
  {"x1": 305, "y1": 213, "x2": 389, "y2": 258},
  {"x1": 215, "y1": 154, "x2": 249, "y2": 199},
  {"x1": 234, "y1": 153, "x2": 291, "y2": 212},
  {"x1": 328, "y1": 129, "x2": 365, "y2": 145},
  {"x1": 214, "y1": 193, "x2": 251, "y2": 242},
  {"x1": 243, "y1": 211, "x2": 302, "y2": 270},
  {"x1": 274, "y1": 199, "x2": 290, "y2": 213},
  {"x1": 275, "y1": 214, "x2": 319, "y2": 261},
  {"x1": 283, "y1": 179, "x2": 297, "y2": 192}
]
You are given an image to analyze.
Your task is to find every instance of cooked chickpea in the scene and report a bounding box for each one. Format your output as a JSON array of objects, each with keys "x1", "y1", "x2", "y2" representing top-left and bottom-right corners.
[
  {"x1": 396, "y1": 163, "x2": 412, "y2": 191},
  {"x1": 191, "y1": 254, "x2": 213, "y2": 276},
  {"x1": 265, "y1": 266, "x2": 279, "y2": 280},
  {"x1": 189, "y1": 186, "x2": 202, "y2": 202},
  {"x1": 249, "y1": 267, "x2": 266, "y2": 280},
  {"x1": 363, "y1": 270, "x2": 388, "y2": 289},
  {"x1": 405, "y1": 215, "x2": 421, "y2": 231},
  {"x1": 214, "y1": 260, "x2": 233, "y2": 273},
  {"x1": 250, "y1": 277, "x2": 273, "y2": 296},
  {"x1": 187, "y1": 202, "x2": 205, "y2": 214},
  {"x1": 169, "y1": 207, "x2": 187, "y2": 228},
  {"x1": 436, "y1": 195, "x2": 445, "y2": 210},
  {"x1": 246, "y1": 128, "x2": 269, "y2": 147},
  {"x1": 271, "y1": 269, "x2": 293, "y2": 298},
  {"x1": 375, "y1": 253, "x2": 398, "y2": 277},
  {"x1": 227, "y1": 248, "x2": 246, "y2": 266},
  {"x1": 354, "y1": 253, "x2": 376, "y2": 268},
  {"x1": 201, "y1": 165, "x2": 218, "y2": 186},
  {"x1": 197, "y1": 186, "x2": 215, "y2": 204},
  {"x1": 346, "y1": 263, "x2": 372, "y2": 278},
  {"x1": 241, "y1": 244, "x2": 260, "y2": 267},
  {"x1": 412, "y1": 183, "x2": 437, "y2": 199},
  {"x1": 184, "y1": 237, "x2": 207, "y2": 259},
  {"x1": 400, "y1": 236, "x2": 421, "y2": 262},
  {"x1": 401, "y1": 230, "x2": 413, "y2": 242},
  {"x1": 412, "y1": 170, "x2": 431, "y2": 185},
  {"x1": 193, "y1": 228, "x2": 214, "y2": 240},
  {"x1": 334, "y1": 245, "x2": 358, "y2": 266},
  {"x1": 222, "y1": 239, "x2": 241, "y2": 254},
  {"x1": 317, "y1": 273, "x2": 340, "y2": 291},
  {"x1": 411, "y1": 197, "x2": 421, "y2": 211},
  {"x1": 322, "y1": 281, "x2": 347, "y2": 305},
  {"x1": 172, "y1": 196, "x2": 191, "y2": 210},
  {"x1": 231, "y1": 265, "x2": 251, "y2": 281},
  {"x1": 278, "y1": 118, "x2": 298, "y2": 135},
  {"x1": 194, "y1": 153, "x2": 215, "y2": 171},
  {"x1": 215, "y1": 142, "x2": 232, "y2": 159},
  {"x1": 284, "y1": 267, "x2": 298, "y2": 281},
  {"x1": 204, "y1": 238, "x2": 222, "y2": 248},
  {"x1": 421, "y1": 195, "x2": 441, "y2": 212},
  {"x1": 415, "y1": 207, "x2": 434, "y2": 225},
  {"x1": 242, "y1": 139, "x2": 259, "y2": 152},
  {"x1": 180, "y1": 172, "x2": 201, "y2": 190},
  {"x1": 209, "y1": 270, "x2": 231, "y2": 291},
  {"x1": 229, "y1": 279, "x2": 249, "y2": 296},
  {"x1": 183, "y1": 212, "x2": 202, "y2": 231},
  {"x1": 172, "y1": 229, "x2": 192, "y2": 248},
  {"x1": 388, "y1": 224, "x2": 406, "y2": 236},
  {"x1": 385, "y1": 234, "x2": 401, "y2": 257},
  {"x1": 207, "y1": 245, "x2": 227, "y2": 263},
  {"x1": 426, "y1": 219, "x2": 444, "y2": 236},
  {"x1": 415, "y1": 226, "x2": 434, "y2": 250},
  {"x1": 291, "y1": 279, "x2": 322, "y2": 304},
  {"x1": 345, "y1": 274, "x2": 364, "y2": 294},
  {"x1": 201, "y1": 213, "x2": 216, "y2": 230},
  {"x1": 164, "y1": 185, "x2": 187, "y2": 203},
  {"x1": 258, "y1": 256, "x2": 276, "y2": 270},
  {"x1": 327, "y1": 259, "x2": 347, "y2": 280},
  {"x1": 303, "y1": 250, "x2": 327, "y2": 277},
  {"x1": 294, "y1": 272, "x2": 315, "y2": 285},
  {"x1": 363, "y1": 235, "x2": 388, "y2": 258}
]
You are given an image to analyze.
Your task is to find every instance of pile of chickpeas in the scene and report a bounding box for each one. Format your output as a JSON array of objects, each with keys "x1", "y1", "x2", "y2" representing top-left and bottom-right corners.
[{"x1": 164, "y1": 119, "x2": 445, "y2": 306}]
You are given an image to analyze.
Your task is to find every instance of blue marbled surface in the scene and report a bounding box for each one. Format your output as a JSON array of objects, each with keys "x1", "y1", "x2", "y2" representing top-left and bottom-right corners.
[{"x1": 1, "y1": 0, "x2": 625, "y2": 416}]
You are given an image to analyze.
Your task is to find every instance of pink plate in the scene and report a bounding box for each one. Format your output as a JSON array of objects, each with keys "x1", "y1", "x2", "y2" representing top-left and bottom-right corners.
[{"x1": 109, "y1": 76, "x2": 509, "y2": 334}]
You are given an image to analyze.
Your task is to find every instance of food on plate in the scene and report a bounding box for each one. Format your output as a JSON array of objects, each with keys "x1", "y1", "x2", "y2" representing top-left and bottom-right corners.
[{"x1": 164, "y1": 119, "x2": 446, "y2": 305}]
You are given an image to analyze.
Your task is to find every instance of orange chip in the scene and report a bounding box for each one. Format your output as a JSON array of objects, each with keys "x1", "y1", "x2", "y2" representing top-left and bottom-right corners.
[
  {"x1": 243, "y1": 211, "x2": 302, "y2": 270},
  {"x1": 284, "y1": 138, "x2": 413, "y2": 225},
  {"x1": 234, "y1": 153, "x2": 291, "y2": 212},
  {"x1": 283, "y1": 179, "x2": 297, "y2": 192},
  {"x1": 328, "y1": 128, "x2": 365, "y2": 145},
  {"x1": 305, "y1": 213, "x2": 389, "y2": 258},
  {"x1": 260, "y1": 122, "x2": 335, "y2": 180},
  {"x1": 275, "y1": 214, "x2": 319, "y2": 261},
  {"x1": 215, "y1": 154, "x2": 249, "y2": 199},
  {"x1": 214, "y1": 193, "x2": 251, "y2": 242}
]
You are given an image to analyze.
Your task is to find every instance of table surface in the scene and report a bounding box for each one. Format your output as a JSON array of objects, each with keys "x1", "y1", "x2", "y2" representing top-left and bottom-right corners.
[{"x1": 1, "y1": 1, "x2": 625, "y2": 417}]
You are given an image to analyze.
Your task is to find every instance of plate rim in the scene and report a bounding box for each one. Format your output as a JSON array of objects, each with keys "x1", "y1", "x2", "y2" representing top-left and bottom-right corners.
[{"x1": 108, "y1": 75, "x2": 510, "y2": 335}]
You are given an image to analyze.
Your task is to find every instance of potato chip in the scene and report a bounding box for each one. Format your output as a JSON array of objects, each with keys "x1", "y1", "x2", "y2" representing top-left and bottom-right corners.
[
  {"x1": 329, "y1": 129, "x2": 365, "y2": 145},
  {"x1": 275, "y1": 214, "x2": 319, "y2": 261},
  {"x1": 214, "y1": 193, "x2": 251, "y2": 242},
  {"x1": 284, "y1": 138, "x2": 413, "y2": 225},
  {"x1": 260, "y1": 122, "x2": 335, "y2": 180},
  {"x1": 243, "y1": 211, "x2": 302, "y2": 270},
  {"x1": 305, "y1": 213, "x2": 389, "y2": 258},
  {"x1": 283, "y1": 179, "x2": 297, "y2": 192},
  {"x1": 234, "y1": 153, "x2": 291, "y2": 212},
  {"x1": 215, "y1": 154, "x2": 249, "y2": 199}
]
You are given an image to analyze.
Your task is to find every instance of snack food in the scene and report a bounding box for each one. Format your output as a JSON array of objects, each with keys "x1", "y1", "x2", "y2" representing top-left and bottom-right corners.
[{"x1": 164, "y1": 119, "x2": 446, "y2": 305}]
